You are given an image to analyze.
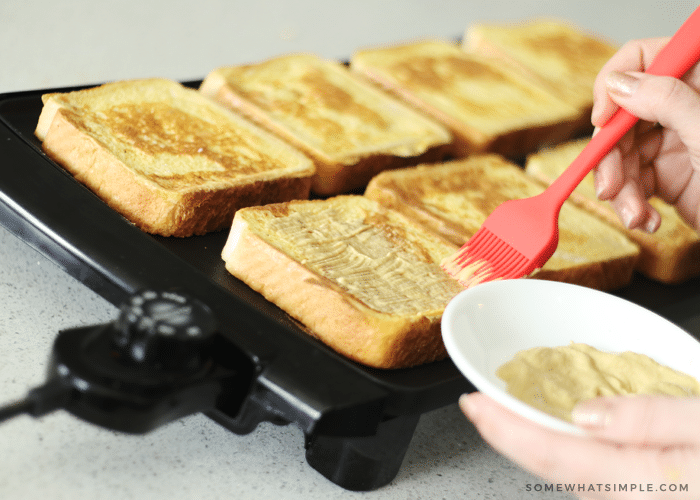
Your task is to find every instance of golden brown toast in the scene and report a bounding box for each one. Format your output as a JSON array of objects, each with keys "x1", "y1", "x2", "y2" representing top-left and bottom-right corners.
[
  {"x1": 526, "y1": 138, "x2": 700, "y2": 283},
  {"x1": 199, "y1": 53, "x2": 452, "y2": 195},
  {"x1": 220, "y1": 195, "x2": 465, "y2": 369},
  {"x1": 350, "y1": 39, "x2": 583, "y2": 159},
  {"x1": 35, "y1": 78, "x2": 315, "y2": 237},
  {"x1": 464, "y1": 18, "x2": 617, "y2": 125},
  {"x1": 365, "y1": 155, "x2": 640, "y2": 291}
]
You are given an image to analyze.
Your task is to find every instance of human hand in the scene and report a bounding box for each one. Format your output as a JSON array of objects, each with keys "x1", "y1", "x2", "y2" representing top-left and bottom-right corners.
[
  {"x1": 460, "y1": 392, "x2": 700, "y2": 499},
  {"x1": 591, "y1": 37, "x2": 700, "y2": 233}
]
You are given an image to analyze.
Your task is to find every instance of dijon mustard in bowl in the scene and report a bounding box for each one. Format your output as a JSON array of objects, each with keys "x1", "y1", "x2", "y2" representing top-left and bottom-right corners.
[{"x1": 441, "y1": 279, "x2": 700, "y2": 435}]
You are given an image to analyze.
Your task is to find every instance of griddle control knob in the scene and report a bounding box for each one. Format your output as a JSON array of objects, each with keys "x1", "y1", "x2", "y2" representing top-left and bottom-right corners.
[{"x1": 113, "y1": 290, "x2": 218, "y2": 371}]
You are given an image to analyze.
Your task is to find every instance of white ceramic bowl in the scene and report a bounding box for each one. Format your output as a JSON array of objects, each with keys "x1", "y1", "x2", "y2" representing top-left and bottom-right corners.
[{"x1": 441, "y1": 279, "x2": 700, "y2": 435}]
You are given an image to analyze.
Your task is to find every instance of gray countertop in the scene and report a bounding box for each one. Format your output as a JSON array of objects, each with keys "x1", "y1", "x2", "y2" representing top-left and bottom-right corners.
[{"x1": 0, "y1": 2, "x2": 695, "y2": 498}]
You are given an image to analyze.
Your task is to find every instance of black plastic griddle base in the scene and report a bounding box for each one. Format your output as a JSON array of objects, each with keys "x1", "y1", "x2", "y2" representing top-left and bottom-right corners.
[
  {"x1": 0, "y1": 85, "x2": 474, "y2": 491},
  {"x1": 306, "y1": 414, "x2": 421, "y2": 491},
  {"x1": 2, "y1": 83, "x2": 700, "y2": 491}
]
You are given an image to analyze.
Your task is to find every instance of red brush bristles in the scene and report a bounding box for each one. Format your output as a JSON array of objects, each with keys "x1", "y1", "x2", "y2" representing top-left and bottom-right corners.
[{"x1": 441, "y1": 228, "x2": 536, "y2": 288}]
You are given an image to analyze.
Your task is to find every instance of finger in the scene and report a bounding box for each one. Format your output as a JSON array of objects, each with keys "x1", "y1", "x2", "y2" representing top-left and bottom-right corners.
[
  {"x1": 681, "y1": 53, "x2": 700, "y2": 92},
  {"x1": 628, "y1": 127, "x2": 662, "y2": 229},
  {"x1": 642, "y1": 129, "x2": 700, "y2": 229},
  {"x1": 592, "y1": 37, "x2": 670, "y2": 127},
  {"x1": 611, "y1": 71, "x2": 700, "y2": 228},
  {"x1": 594, "y1": 138, "x2": 627, "y2": 201},
  {"x1": 673, "y1": 170, "x2": 700, "y2": 231},
  {"x1": 639, "y1": 163, "x2": 657, "y2": 198},
  {"x1": 608, "y1": 181, "x2": 659, "y2": 232},
  {"x1": 573, "y1": 396, "x2": 700, "y2": 446},
  {"x1": 462, "y1": 393, "x2": 700, "y2": 499},
  {"x1": 593, "y1": 129, "x2": 661, "y2": 232},
  {"x1": 460, "y1": 392, "x2": 600, "y2": 485},
  {"x1": 636, "y1": 125, "x2": 664, "y2": 170},
  {"x1": 607, "y1": 72, "x2": 700, "y2": 154},
  {"x1": 642, "y1": 203, "x2": 662, "y2": 233}
]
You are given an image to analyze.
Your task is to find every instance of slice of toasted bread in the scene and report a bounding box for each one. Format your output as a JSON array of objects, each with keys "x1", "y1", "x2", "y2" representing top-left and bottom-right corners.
[
  {"x1": 221, "y1": 195, "x2": 464, "y2": 369},
  {"x1": 35, "y1": 78, "x2": 315, "y2": 237},
  {"x1": 464, "y1": 18, "x2": 617, "y2": 125},
  {"x1": 199, "y1": 53, "x2": 452, "y2": 196},
  {"x1": 365, "y1": 155, "x2": 640, "y2": 291},
  {"x1": 350, "y1": 39, "x2": 582, "y2": 159},
  {"x1": 526, "y1": 138, "x2": 700, "y2": 283}
]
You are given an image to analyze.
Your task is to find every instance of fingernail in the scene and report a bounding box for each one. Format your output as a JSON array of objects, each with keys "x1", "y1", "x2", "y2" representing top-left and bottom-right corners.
[
  {"x1": 593, "y1": 167, "x2": 607, "y2": 199},
  {"x1": 645, "y1": 210, "x2": 661, "y2": 233},
  {"x1": 572, "y1": 399, "x2": 613, "y2": 429},
  {"x1": 620, "y1": 205, "x2": 635, "y2": 229},
  {"x1": 595, "y1": 181, "x2": 606, "y2": 200},
  {"x1": 606, "y1": 71, "x2": 640, "y2": 97}
]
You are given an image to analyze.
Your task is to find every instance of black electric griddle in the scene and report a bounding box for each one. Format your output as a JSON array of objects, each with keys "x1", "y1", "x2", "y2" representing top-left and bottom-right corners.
[{"x1": 1, "y1": 83, "x2": 700, "y2": 491}]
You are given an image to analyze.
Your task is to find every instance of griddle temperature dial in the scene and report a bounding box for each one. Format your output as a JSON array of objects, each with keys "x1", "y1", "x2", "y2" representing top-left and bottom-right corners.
[
  {"x1": 113, "y1": 290, "x2": 218, "y2": 371},
  {"x1": 0, "y1": 289, "x2": 249, "y2": 434}
]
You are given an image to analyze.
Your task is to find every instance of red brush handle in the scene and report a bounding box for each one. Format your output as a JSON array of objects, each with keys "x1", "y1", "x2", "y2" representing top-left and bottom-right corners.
[{"x1": 545, "y1": 5, "x2": 700, "y2": 204}]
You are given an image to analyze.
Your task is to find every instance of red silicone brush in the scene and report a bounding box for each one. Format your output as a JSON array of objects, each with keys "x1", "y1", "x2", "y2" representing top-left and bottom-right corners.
[{"x1": 442, "y1": 5, "x2": 700, "y2": 287}]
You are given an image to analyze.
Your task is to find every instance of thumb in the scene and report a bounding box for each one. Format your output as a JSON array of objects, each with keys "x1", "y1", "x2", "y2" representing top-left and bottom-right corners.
[
  {"x1": 605, "y1": 70, "x2": 700, "y2": 151},
  {"x1": 573, "y1": 395, "x2": 700, "y2": 446}
]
